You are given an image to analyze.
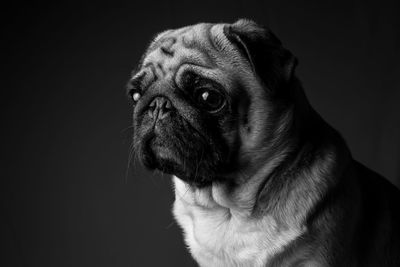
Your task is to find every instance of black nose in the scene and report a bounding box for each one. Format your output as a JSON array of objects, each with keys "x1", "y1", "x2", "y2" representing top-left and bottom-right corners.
[{"x1": 148, "y1": 96, "x2": 173, "y2": 120}]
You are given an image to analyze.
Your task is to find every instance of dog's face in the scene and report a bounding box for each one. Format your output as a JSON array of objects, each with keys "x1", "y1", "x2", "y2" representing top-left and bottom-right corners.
[{"x1": 128, "y1": 19, "x2": 297, "y2": 187}]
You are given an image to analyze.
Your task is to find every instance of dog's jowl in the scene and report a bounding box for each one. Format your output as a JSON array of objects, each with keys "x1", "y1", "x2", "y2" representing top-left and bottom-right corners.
[{"x1": 127, "y1": 19, "x2": 400, "y2": 267}]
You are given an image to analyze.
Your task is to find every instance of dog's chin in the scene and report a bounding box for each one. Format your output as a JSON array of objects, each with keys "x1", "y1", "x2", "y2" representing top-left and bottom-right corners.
[
  {"x1": 139, "y1": 140, "x2": 214, "y2": 188},
  {"x1": 144, "y1": 145, "x2": 181, "y2": 174}
]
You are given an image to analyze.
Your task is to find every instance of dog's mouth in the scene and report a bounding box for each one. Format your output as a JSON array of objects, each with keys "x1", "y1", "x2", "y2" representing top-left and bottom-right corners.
[
  {"x1": 136, "y1": 131, "x2": 217, "y2": 187},
  {"x1": 139, "y1": 133, "x2": 184, "y2": 175},
  {"x1": 149, "y1": 139, "x2": 183, "y2": 169}
]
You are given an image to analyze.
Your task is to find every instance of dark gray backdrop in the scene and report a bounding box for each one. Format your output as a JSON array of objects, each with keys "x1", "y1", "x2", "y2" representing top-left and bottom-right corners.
[{"x1": 2, "y1": 1, "x2": 399, "y2": 266}]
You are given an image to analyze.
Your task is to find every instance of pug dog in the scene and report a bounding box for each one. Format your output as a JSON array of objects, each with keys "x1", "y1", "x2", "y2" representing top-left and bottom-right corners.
[{"x1": 127, "y1": 19, "x2": 400, "y2": 267}]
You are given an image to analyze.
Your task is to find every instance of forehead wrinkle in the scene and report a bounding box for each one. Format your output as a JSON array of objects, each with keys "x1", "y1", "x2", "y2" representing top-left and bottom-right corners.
[
  {"x1": 210, "y1": 24, "x2": 236, "y2": 54},
  {"x1": 130, "y1": 65, "x2": 158, "y2": 93},
  {"x1": 143, "y1": 44, "x2": 211, "y2": 84},
  {"x1": 182, "y1": 23, "x2": 237, "y2": 69},
  {"x1": 146, "y1": 37, "x2": 175, "y2": 60},
  {"x1": 147, "y1": 26, "x2": 192, "y2": 54},
  {"x1": 207, "y1": 25, "x2": 253, "y2": 74},
  {"x1": 180, "y1": 42, "x2": 216, "y2": 69},
  {"x1": 178, "y1": 25, "x2": 217, "y2": 68},
  {"x1": 148, "y1": 30, "x2": 172, "y2": 50},
  {"x1": 208, "y1": 24, "x2": 229, "y2": 51}
]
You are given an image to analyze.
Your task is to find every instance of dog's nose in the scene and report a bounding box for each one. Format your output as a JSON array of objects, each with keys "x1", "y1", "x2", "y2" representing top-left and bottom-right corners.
[{"x1": 148, "y1": 96, "x2": 173, "y2": 120}]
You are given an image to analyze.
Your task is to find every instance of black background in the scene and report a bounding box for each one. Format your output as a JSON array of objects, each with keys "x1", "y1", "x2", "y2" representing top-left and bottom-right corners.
[{"x1": 2, "y1": 1, "x2": 400, "y2": 266}]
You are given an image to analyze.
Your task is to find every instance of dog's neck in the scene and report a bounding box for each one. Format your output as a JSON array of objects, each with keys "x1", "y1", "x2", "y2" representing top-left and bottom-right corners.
[{"x1": 253, "y1": 85, "x2": 352, "y2": 225}]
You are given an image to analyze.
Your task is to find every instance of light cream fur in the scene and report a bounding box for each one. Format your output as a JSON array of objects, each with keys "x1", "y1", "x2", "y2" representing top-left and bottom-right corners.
[{"x1": 173, "y1": 176, "x2": 304, "y2": 267}]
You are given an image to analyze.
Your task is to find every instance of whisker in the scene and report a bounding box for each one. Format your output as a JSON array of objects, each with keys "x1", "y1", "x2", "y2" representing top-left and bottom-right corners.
[
  {"x1": 120, "y1": 125, "x2": 134, "y2": 134},
  {"x1": 125, "y1": 142, "x2": 136, "y2": 184}
]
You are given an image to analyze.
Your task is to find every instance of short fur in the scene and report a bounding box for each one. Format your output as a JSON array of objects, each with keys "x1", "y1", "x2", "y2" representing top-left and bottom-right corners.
[{"x1": 128, "y1": 19, "x2": 400, "y2": 266}]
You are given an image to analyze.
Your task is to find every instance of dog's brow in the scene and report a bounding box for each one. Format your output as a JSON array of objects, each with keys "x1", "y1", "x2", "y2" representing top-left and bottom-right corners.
[
  {"x1": 126, "y1": 72, "x2": 145, "y2": 95},
  {"x1": 128, "y1": 66, "x2": 157, "y2": 94}
]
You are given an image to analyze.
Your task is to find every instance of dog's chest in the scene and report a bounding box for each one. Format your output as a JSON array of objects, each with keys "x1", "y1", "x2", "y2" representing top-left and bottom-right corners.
[{"x1": 172, "y1": 178, "x2": 303, "y2": 267}]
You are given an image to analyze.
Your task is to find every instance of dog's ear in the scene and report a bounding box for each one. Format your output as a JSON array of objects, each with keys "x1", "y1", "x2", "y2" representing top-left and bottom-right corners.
[{"x1": 224, "y1": 19, "x2": 297, "y2": 94}]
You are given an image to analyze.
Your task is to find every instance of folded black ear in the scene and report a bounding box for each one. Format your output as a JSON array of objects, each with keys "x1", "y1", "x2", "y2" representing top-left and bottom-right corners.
[{"x1": 224, "y1": 19, "x2": 297, "y2": 94}]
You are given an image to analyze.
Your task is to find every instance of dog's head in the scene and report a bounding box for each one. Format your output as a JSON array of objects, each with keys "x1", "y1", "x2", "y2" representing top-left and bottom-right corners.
[{"x1": 127, "y1": 19, "x2": 298, "y2": 187}]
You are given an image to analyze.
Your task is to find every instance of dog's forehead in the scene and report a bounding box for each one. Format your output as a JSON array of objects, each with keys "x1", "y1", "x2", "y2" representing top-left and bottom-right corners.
[
  {"x1": 147, "y1": 23, "x2": 229, "y2": 59},
  {"x1": 138, "y1": 23, "x2": 234, "y2": 79}
]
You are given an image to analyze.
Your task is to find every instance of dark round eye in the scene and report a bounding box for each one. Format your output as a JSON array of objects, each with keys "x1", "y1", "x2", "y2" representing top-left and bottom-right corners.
[{"x1": 195, "y1": 87, "x2": 225, "y2": 112}]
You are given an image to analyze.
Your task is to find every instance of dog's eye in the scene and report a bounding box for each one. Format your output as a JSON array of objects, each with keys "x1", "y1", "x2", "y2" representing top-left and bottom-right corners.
[
  {"x1": 195, "y1": 87, "x2": 224, "y2": 112},
  {"x1": 132, "y1": 92, "x2": 141, "y2": 102}
]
